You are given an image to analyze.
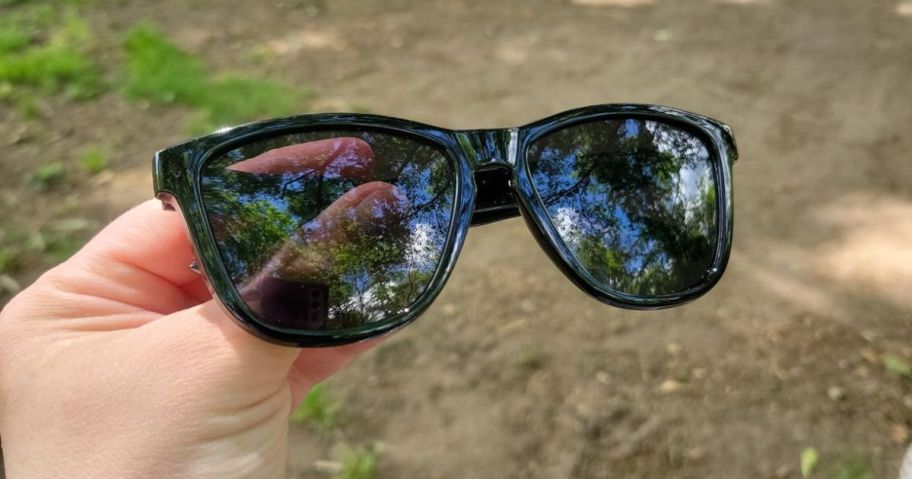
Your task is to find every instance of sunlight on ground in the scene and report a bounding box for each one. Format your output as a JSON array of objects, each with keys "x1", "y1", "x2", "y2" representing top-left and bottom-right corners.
[
  {"x1": 496, "y1": 41, "x2": 530, "y2": 64},
  {"x1": 718, "y1": 0, "x2": 770, "y2": 5},
  {"x1": 262, "y1": 30, "x2": 346, "y2": 56},
  {"x1": 571, "y1": 0, "x2": 654, "y2": 7},
  {"x1": 898, "y1": 2, "x2": 912, "y2": 16},
  {"x1": 815, "y1": 195, "x2": 912, "y2": 309},
  {"x1": 95, "y1": 166, "x2": 152, "y2": 207},
  {"x1": 738, "y1": 195, "x2": 912, "y2": 319},
  {"x1": 739, "y1": 248, "x2": 842, "y2": 318}
]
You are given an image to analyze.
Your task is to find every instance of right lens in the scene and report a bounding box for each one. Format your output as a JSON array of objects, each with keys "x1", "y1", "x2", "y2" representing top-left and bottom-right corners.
[
  {"x1": 527, "y1": 117, "x2": 719, "y2": 297},
  {"x1": 199, "y1": 130, "x2": 456, "y2": 331}
]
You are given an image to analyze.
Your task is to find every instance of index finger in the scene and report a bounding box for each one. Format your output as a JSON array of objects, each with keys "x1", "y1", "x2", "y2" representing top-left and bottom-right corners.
[{"x1": 228, "y1": 136, "x2": 376, "y2": 180}]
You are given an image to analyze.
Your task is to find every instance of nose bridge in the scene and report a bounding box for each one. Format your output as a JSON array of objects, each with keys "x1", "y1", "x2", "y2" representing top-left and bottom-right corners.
[
  {"x1": 455, "y1": 128, "x2": 522, "y2": 226},
  {"x1": 454, "y1": 128, "x2": 517, "y2": 169}
]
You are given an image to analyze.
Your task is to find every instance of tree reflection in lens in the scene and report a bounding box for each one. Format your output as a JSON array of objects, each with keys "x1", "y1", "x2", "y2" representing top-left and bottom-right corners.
[
  {"x1": 528, "y1": 118, "x2": 718, "y2": 296},
  {"x1": 200, "y1": 133, "x2": 455, "y2": 331}
]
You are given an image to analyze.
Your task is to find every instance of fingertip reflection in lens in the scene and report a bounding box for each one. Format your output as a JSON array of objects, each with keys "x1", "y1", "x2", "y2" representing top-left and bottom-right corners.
[{"x1": 201, "y1": 131, "x2": 456, "y2": 331}]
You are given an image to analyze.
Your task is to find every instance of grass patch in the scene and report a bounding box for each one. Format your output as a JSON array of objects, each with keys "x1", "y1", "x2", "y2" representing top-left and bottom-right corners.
[
  {"x1": 0, "y1": 246, "x2": 19, "y2": 274},
  {"x1": 829, "y1": 455, "x2": 875, "y2": 479},
  {"x1": 0, "y1": 219, "x2": 93, "y2": 274},
  {"x1": 77, "y1": 144, "x2": 109, "y2": 174},
  {"x1": 334, "y1": 445, "x2": 379, "y2": 479},
  {"x1": 290, "y1": 383, "x2": 340, "y2": 431},
  {"x1": 31, "y1": 218, "x2": 94, "y2": 264},
  {"x1": 800, "y1": 449, "x2": 877, "y2": 479},
  {"x1": 0, "y1": 5, "x2": 104, "y2": 101},
  {"x1": 30, "y1": 162, "x2": 66, "y2": 189},
  {"x1": 123, "y1": 25, "x2": 308, "y2": 133}
]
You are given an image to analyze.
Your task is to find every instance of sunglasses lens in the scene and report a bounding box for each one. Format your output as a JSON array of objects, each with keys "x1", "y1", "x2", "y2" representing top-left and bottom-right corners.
[
  {"x1": 527, "y1": 117, "x2": 719, "y2": 296},
  {"x1": 200, "y1": 130, "x2": 456, "y2": 331}
]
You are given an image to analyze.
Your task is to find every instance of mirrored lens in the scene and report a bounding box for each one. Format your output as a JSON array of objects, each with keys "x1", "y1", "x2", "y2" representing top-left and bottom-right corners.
[
  {"x1": 200, "y1": 130, "x2": 456, "y2": 331},
  {"x1": 527, "y1": 117, "x2": 718, "y2": 296}
]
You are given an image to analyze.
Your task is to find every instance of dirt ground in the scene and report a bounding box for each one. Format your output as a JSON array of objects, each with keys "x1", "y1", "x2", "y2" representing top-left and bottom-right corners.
[{"x1": 2, "y1": 0, "x2": 912, "y2": 477}]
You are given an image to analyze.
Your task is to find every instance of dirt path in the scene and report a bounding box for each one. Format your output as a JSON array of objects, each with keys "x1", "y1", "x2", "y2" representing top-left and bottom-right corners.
[{"x1": 2, "y1": 0, "x2": 912, "y2": 477}]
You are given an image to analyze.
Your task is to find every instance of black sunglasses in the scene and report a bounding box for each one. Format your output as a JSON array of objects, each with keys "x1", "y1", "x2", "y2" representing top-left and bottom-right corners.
[{"x1": 153, "y1": 104, "x2": 737, "y2": 347}]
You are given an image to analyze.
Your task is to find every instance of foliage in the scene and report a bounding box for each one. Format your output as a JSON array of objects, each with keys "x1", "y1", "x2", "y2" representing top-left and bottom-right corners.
[
  {"x1": 0, "y1": 219, "x2": 94, "y2": 274},
  {"x1": 30, "y1": 162, "x2": 66, "y2": 189},
  {"x1": 290, "y1": 383, "x2": 340, "y2": 431},
  {"x1": 828, "y1": 456, "x2": 875, "y2": 479},
  {"x1": 78, "y1": 144, "x2": 109, "y2": 174},
  {"x1": 528, "y1": 118, "x2": 717, "y2": 295},
  {"x1": 123, "y1": 26, "x2": 308, "y2": 133},
  {"x1": 0, "y1": 6, "x2": 104, "y2": 100},
  {"x1": 883, "y1": 354, "x2": 911, "y2": 378},
  {"x1": 334, "y1": 445, "x2": 379, "y2": 479},
  {"x1": 210, "y1": 197, "x2": 296, "y2": 278}
]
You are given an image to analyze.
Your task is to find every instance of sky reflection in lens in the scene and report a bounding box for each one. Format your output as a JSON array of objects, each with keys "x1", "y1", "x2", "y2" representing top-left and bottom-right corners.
[
  {"x1": 528, "y1": 118, "x2": 718, "y2": 296},
  {"x1": 201, "y1": 131, "x2": 455, "y2": 331}
]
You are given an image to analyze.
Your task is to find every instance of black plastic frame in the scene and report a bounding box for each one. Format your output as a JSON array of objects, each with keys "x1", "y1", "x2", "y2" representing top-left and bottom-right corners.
[{"x1": 153, "y1": 104, "x2": 738, "y2": 347}]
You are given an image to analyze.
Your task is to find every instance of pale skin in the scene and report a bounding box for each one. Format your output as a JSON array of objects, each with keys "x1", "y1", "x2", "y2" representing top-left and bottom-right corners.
[{"x1": 0, "y1": 138, "x2": 397, "y2": 478}]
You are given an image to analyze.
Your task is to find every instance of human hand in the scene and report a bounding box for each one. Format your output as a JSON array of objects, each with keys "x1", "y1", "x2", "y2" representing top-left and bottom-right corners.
[{"x1": 0, "y1": 138, "x2": 403, "y2": 478}]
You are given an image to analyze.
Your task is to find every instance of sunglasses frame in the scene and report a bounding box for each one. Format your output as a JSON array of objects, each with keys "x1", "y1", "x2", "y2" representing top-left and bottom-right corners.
[{"x1": 154, "y1": 104, "x2": 737, "y2": 347}]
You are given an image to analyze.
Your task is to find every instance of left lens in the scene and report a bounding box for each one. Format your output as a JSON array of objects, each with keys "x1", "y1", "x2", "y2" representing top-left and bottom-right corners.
[
  {"x1": 199, "y1": 129, "x2": 456, "y2": 332},
  {"x1": 526, "y1": 117, "x2": 719, "y2": 297}
]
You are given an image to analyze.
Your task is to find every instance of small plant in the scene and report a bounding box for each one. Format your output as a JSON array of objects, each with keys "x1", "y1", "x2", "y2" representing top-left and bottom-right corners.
[
  {"x1": 30, "y1": 162, "x2": 66, "y2": 189},
  {"x1": 830, "y1": 456, "x2": 875, "y2": 479},
  {"x1": 78, "y1": 144, "x2": 108, "y2": 174},
  {"x1": 290, "y1": 383, "x2": 340, "y2": 431},
  {"x1": 883, "y1": 354, "x2": 912, "y2": 378},
  {"x1": 335, "y1": 445, "x2": 379, "y2": 479},
  {"x1": 0, "y1": 228, "x2": 29, "y2": 274},
  {"x1": 0, "y1": 248, "x2": 15, "y2": 274}
]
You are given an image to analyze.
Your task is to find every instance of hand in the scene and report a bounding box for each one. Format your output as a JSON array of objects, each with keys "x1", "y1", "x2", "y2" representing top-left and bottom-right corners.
[{"x1": 0, "y1": 137, "x2": 400, "y2": 478}]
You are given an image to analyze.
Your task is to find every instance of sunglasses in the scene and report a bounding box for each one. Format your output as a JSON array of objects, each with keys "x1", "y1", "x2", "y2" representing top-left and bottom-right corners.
[{"x1": 153, "y1": 104, "x2": 737, "y2": 346}]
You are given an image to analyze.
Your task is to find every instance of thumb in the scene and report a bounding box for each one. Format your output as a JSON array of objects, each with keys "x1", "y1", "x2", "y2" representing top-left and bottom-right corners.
[
  {"x1": 137, "y1": 299, "x2": 382, "y2": 409},
  {"x1": 136, "y1": 300, "x2": 301, "y2": 394}
]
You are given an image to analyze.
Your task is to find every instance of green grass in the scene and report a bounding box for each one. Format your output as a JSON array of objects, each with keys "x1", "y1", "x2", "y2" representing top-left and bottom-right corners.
[
  {"x1": 0, "y1": 219, "x2": 93, "y2": 274},
  {"x1": 31, "y1": 219, "x2": 94, "y2": 264},
  {"x1": 0, "y1": 247, "x2": 17, "y2": 274},
  {"x1": 77, "y1": 144, "x2": 109, "y2": 174},
  {"x1": 335, "y1": 445, "x2": 379, "y2": 479},
  {"x1": 123, "y1": 25, "x2": 308, "y2": 133},
  {"x1": 829, "y1": 455, "x2": 875, "y2": 479},
  {"x1": 0, "y1": 6, "x2": 104, "y2": 101},
  {"x1": 30, "y1": 162, "x2": 66, "y2": 189},
  {"x1": 290, "y1": 383, "x2": 340, "y2": 431},
  {"x1": 883, "y1": 354, "x2": 912, "y2": 378},
  {"x1": 799, "y1": 449, "x2": 877, "y2": 479}
]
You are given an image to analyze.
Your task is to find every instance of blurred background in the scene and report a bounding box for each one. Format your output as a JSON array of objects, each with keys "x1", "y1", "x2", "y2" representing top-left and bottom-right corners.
[{"x1": 1, "y1": 0, "x2": 911, "y2": 477}]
